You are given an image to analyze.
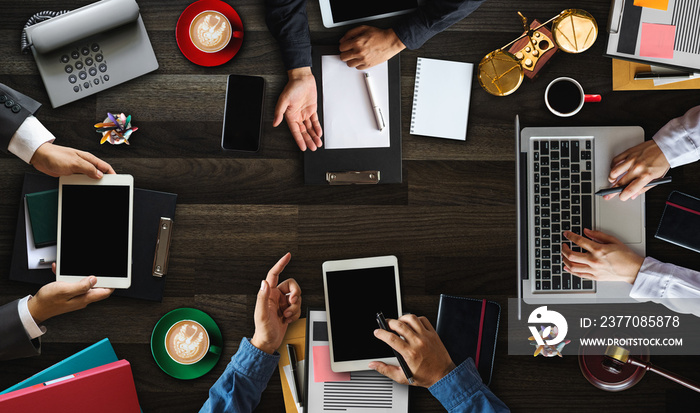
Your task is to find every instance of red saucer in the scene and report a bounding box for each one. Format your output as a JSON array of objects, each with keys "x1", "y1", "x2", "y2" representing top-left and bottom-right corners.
[{"x1": 176, "y1": 0, "x2": 244, "y2": 67}]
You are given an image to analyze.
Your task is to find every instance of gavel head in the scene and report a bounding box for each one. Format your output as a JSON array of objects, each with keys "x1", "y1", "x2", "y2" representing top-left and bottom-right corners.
[{"x1": 602, "y1": 345, "x2": 631, "y2": 374}]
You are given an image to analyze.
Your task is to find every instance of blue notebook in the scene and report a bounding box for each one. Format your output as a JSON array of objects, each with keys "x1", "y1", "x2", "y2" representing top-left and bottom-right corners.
[{"x1": 1, "y1": 338, "x2": 118, "y2": 395}]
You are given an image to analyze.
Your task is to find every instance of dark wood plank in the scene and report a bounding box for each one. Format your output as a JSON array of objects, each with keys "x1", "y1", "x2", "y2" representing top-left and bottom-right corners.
[{"x1": 2, "y1": 0, "x2": 700, "y2": 411}]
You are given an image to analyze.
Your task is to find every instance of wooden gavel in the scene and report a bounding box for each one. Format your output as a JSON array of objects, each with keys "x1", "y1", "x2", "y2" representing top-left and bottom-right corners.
[{"x1": 603, "y1": 345, "x2": 700, "y2": 393}]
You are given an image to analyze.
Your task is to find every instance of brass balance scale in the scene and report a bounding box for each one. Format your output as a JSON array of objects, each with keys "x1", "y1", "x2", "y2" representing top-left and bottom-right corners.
[{"x1": 478, "y1": 9, "x2": 599, "y2": 96}]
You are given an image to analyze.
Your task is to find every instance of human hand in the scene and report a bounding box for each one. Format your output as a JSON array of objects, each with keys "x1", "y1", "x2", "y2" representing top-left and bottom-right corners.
[
  {"x1": 605, "y1": 140, "x2": 670, "y2": 201},
  {"x1": 339, "y1": 26, "x2": 406, "y2": 70},
  {"x1": 562, "y1": 229, "x2": 644, "y2": 284},
  {"x1": 30, "y1": 142, "x2": 115, "y2": 179},
  {"x1": 27, "y1": 263, "x2": 113, "y2": 324},
  {"x1": 250, "y1": 253, "x2": 302, "y2": 354},
  {"x1": 273, "y1": 67, "x2": 323, "y2": 151},
  {"x1": 369, "y1": 314, "x2": 455, "y2": 388}
]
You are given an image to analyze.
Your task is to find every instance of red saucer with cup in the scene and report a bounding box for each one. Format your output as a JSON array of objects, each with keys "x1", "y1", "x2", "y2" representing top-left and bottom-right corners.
[{"x1": 176, "y1": 0, "x2": 244, "y2": 66}]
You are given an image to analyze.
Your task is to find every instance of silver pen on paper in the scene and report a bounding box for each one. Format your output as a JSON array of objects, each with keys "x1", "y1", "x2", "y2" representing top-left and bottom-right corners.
[{"x1": 364, "y1": 72, "x2": 385, "y2": 131}]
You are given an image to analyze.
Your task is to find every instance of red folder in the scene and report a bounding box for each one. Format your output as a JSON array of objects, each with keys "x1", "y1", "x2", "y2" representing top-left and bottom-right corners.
[{"x1": 0, "y1": 360, "x2": 140, "y2": 412}]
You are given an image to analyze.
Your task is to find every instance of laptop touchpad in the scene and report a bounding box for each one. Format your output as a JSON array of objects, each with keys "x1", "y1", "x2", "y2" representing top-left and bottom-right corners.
[{"x1": 597, "y1": 196, "x2": 644, "y2": 244}]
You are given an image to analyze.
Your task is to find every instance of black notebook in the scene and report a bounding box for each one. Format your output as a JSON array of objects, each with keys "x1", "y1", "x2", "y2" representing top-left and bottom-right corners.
[
  {"x1": 655, "y1": 191, "x2": 700, "y2": 253},
  {"x1": 435, "y1": 294, "x2": 501, "y2": 385},
  {"x1": 10, "y1": 173, "x2": 177, "y2": 301}
]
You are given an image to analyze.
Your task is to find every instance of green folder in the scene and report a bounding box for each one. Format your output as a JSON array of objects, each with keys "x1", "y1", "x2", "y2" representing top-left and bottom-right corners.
[{"x1": 25, "y1": 189, "x2": 58, "y2": 248}]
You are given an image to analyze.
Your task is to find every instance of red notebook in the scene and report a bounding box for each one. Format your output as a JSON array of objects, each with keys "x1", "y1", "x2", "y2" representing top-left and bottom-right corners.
[{"x1": 0, "y1": 360, "x2": 140, "y2": 412}]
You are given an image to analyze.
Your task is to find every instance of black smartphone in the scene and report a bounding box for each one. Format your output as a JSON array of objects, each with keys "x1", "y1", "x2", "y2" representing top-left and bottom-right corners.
[{"x1": 221, "y1": 75, "x2": 265, "y2": 152}]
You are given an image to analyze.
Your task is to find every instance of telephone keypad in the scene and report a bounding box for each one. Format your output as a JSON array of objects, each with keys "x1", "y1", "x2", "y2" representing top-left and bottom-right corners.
[{"x1": 60, "y1": 43, "x2": 109, "y2": 93}]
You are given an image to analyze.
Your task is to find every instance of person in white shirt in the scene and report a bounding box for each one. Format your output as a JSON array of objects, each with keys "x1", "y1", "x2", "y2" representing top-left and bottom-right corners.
[
  {"x1": 0, "y1": 82, "x2": 114, "y2": 360},
  {"x1": 562, "y1": 105, "x2": 700, "y2": 317}
]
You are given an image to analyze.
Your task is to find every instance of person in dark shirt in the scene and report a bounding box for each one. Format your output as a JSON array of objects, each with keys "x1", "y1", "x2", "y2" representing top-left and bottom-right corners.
[{"x1": 264, "y1": 0, "x2": 486, "y2": 151}]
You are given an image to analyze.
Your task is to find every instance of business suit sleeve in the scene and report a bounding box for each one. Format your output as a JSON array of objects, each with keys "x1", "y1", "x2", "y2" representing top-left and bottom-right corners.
[
  {"x1": 0, "y1": 299, "x2": 42, "y2": 361},
  {"x1": 0, "y1": 83, "x2": 42, "y2": 154},
  {"x1": 265, "y1": 0, "x2": 313, "y2": 70},
  {"x1": 393, "y1": 0, "x2": 487, "y2": 50}
]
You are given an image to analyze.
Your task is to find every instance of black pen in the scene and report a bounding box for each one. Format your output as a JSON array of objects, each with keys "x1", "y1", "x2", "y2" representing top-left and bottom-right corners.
[
  {"x1": 376, "y1": 312, "x2": 414, "y2": 385},
  {"x1": 286, "y1": 344, "x2": 303, "y2": 408},
  {"x1": 634, "y1": 71, "x2": 694, "y2": 80},
  {"x1": 595, "y1": 176, "x2": 672, "y2": 196}
]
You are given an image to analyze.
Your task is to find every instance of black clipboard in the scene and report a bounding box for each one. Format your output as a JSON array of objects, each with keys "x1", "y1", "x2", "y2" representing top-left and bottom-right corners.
[
  {"x1": 304, "y1": 46, "x2": 402, "y2": 185},
  {"x1": 9, "y1": 173, "x2": 177, "y2": 302}
]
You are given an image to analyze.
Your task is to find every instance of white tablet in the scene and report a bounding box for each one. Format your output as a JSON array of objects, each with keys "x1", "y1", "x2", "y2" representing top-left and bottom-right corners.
[
  {"x1": 319, "y1": 0, "x2": 421, "y2": 28},
  {"x1": 322, "y1": 255, "x2": 403, "y2": 372},
  {"x1": 56, "y1": 174, "x2": 134, "y2": 289}
]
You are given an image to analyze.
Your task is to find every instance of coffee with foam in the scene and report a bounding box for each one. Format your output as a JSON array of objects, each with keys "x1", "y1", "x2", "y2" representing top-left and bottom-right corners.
[
  {"x1": 189, "y1": 11, "x2": 232, "y2": 53},
  {"x1": 165, "y1": 320, "x2": 210, "y2": 365}
]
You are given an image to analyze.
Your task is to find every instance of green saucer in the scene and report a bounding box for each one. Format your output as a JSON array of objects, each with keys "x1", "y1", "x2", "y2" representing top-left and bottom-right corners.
[{"x1": 151, "y1": 308, "x2": 223, "y2": 380}]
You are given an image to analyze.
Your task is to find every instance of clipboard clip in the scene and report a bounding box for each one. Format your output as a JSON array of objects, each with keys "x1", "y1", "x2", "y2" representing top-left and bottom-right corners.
[
  {"x1": 152, "y1": 217, "x2": 173, "y2": 277},
  {"x1": 326, "y1": 171, "x2": 380, "y2": 185}
]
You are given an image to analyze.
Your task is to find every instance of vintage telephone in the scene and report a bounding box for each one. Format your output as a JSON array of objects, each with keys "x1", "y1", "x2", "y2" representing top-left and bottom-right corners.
[
  {"x1": 23, "y1": 0, "x2": 158, "y2": 108},
  {"x1": 478, "y1": 9, "x2": 598, "y2": 96}
]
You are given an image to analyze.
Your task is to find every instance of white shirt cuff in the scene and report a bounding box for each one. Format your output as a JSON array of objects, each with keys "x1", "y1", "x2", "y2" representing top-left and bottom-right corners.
[
  {"x1": 18, "y1": 295, "x2": 47, "y2": 340},
  {"x1": 8, "y1": 115, "x2": 55, "y2": 164},
  {"x1": 652, "y1": 106, "x2": 700, "y2": 168}
]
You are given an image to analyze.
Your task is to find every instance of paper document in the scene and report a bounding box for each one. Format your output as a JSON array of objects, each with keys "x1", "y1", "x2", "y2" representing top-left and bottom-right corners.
[
  {"x1": 410, "y1": 57, "x2": 473, "y2": 140},
  {"x1": 305, "y1": 309, "x2": 408, "y2": 412},
  {"x1": 321, "y1": 55, "x2": 390, "y2": 149},
  {"x1": 24, "y1": 200, "x2": 55, "y2": 270}
]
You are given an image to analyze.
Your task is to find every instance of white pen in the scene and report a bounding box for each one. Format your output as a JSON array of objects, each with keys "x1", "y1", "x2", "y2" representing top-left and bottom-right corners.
[{"x1": 364, "y1": 72, "x2": 385, "y2": 131}]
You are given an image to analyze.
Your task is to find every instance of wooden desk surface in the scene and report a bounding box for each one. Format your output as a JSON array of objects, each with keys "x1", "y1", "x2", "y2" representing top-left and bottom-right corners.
[{"x1": 2, "y1": 1, "x2": 700, "y2": 411}]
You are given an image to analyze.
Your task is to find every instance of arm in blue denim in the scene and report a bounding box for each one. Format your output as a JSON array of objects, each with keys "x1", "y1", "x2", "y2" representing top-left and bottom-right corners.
[
  {"x1": 199, "y1": 338, "x2": 280, "y2": 413},
  {"x1": 429, "y1": 358, "x2": 510, "y2": 413}
]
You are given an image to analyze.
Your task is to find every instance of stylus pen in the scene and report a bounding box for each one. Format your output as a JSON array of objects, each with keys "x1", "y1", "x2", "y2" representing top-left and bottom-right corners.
[
  {"x1": 595, "y1": 176, "x2": 672, "y2": 196},
  {"x1": 364, "y1": 73, "x2": 386, "y2": 131},
  {"x1": 376, "y1": 312, "x2": 414, "y2": 385},
  {"x1": 287, "y1": 344, "x2": 303, "y2": 408}
]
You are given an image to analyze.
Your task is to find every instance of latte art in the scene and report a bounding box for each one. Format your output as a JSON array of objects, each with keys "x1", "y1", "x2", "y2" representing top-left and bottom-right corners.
[
  {"x1": 173, "y1": 323, "x2": 205, "y2": 359},
  {"x1": 165, "y1": 320, "x2": 210, "y2": 364},
  {"x1": 189, "y1": 11, "x2": 232, "y2": 53},
  {"x1": 196, "y1": 15, "x2": 227, "y2": 48}
]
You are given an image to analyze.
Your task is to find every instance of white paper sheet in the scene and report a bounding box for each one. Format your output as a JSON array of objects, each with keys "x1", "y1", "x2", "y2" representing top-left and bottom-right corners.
[
  {"x1": 24, "y1": 199, "x2": 55, "y2": 270},
  {"x1": 321, "y1": 55, "x2": 390, "y2": 149},
  {"x1": 650, "y1": 64, "x2": 700, "y2": 85}
]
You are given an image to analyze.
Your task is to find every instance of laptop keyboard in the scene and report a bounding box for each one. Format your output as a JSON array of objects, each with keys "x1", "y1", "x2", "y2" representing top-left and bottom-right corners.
[{"x1": 531, "y1": 137, "x2": 596, "y2": 293}]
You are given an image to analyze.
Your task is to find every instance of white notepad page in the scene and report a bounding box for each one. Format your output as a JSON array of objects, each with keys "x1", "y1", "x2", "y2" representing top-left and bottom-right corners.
[
  {"x1": 321, "y1": 55, "x2": 391, "y2": 149},
  {"x1": 410, "y1": 57, "x2": 473, "y2": 140}
]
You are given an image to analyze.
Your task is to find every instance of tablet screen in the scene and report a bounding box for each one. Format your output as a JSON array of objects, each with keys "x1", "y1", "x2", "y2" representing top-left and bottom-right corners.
[
  {"x1": 59, "y1": 185, "x2": 130, "y2": 277},
  {"x1": 329, "y1": 0, "x2": 418, "y2": 24},
  {"x1": 326, "y1": 266, "x2": 399, "y2": 362}
]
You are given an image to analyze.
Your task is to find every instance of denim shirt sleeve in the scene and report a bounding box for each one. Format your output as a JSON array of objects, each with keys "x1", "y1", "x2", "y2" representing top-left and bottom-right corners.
[
  {"x1": 393, "y1": 0, "x2": 487, "y2": 50},
  {"x1": 653, "y1": 105, "x2": 700, "y2": 168},
  {"x1": 429, "y1": 358, "x2": 510, "y2": 413},
  {"x1": 199, "y1": 338, "x2": 280, "y2": 413},
  {"x1": 265, "y1": 0, "x2": 313, "y2": 70}
]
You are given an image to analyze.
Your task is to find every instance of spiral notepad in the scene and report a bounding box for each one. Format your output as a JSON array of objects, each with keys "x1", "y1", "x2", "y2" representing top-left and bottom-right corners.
[{"x1": 410, "y1": 57, "x2": 473, "y2": 140}]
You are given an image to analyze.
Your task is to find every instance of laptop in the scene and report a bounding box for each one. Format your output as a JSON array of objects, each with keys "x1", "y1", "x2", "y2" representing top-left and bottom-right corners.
[
  {"x1": 516, "y1": 116, "x2": 646, "y2": 305},
  {"x1": 24, "y1": 0, "x2": 158, "y2": 108}
]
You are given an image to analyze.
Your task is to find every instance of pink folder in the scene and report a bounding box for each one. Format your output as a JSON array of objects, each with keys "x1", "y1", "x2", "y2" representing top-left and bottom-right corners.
[{"x1": 0, "y1": 360, "x2": 140, "y2": 412}]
